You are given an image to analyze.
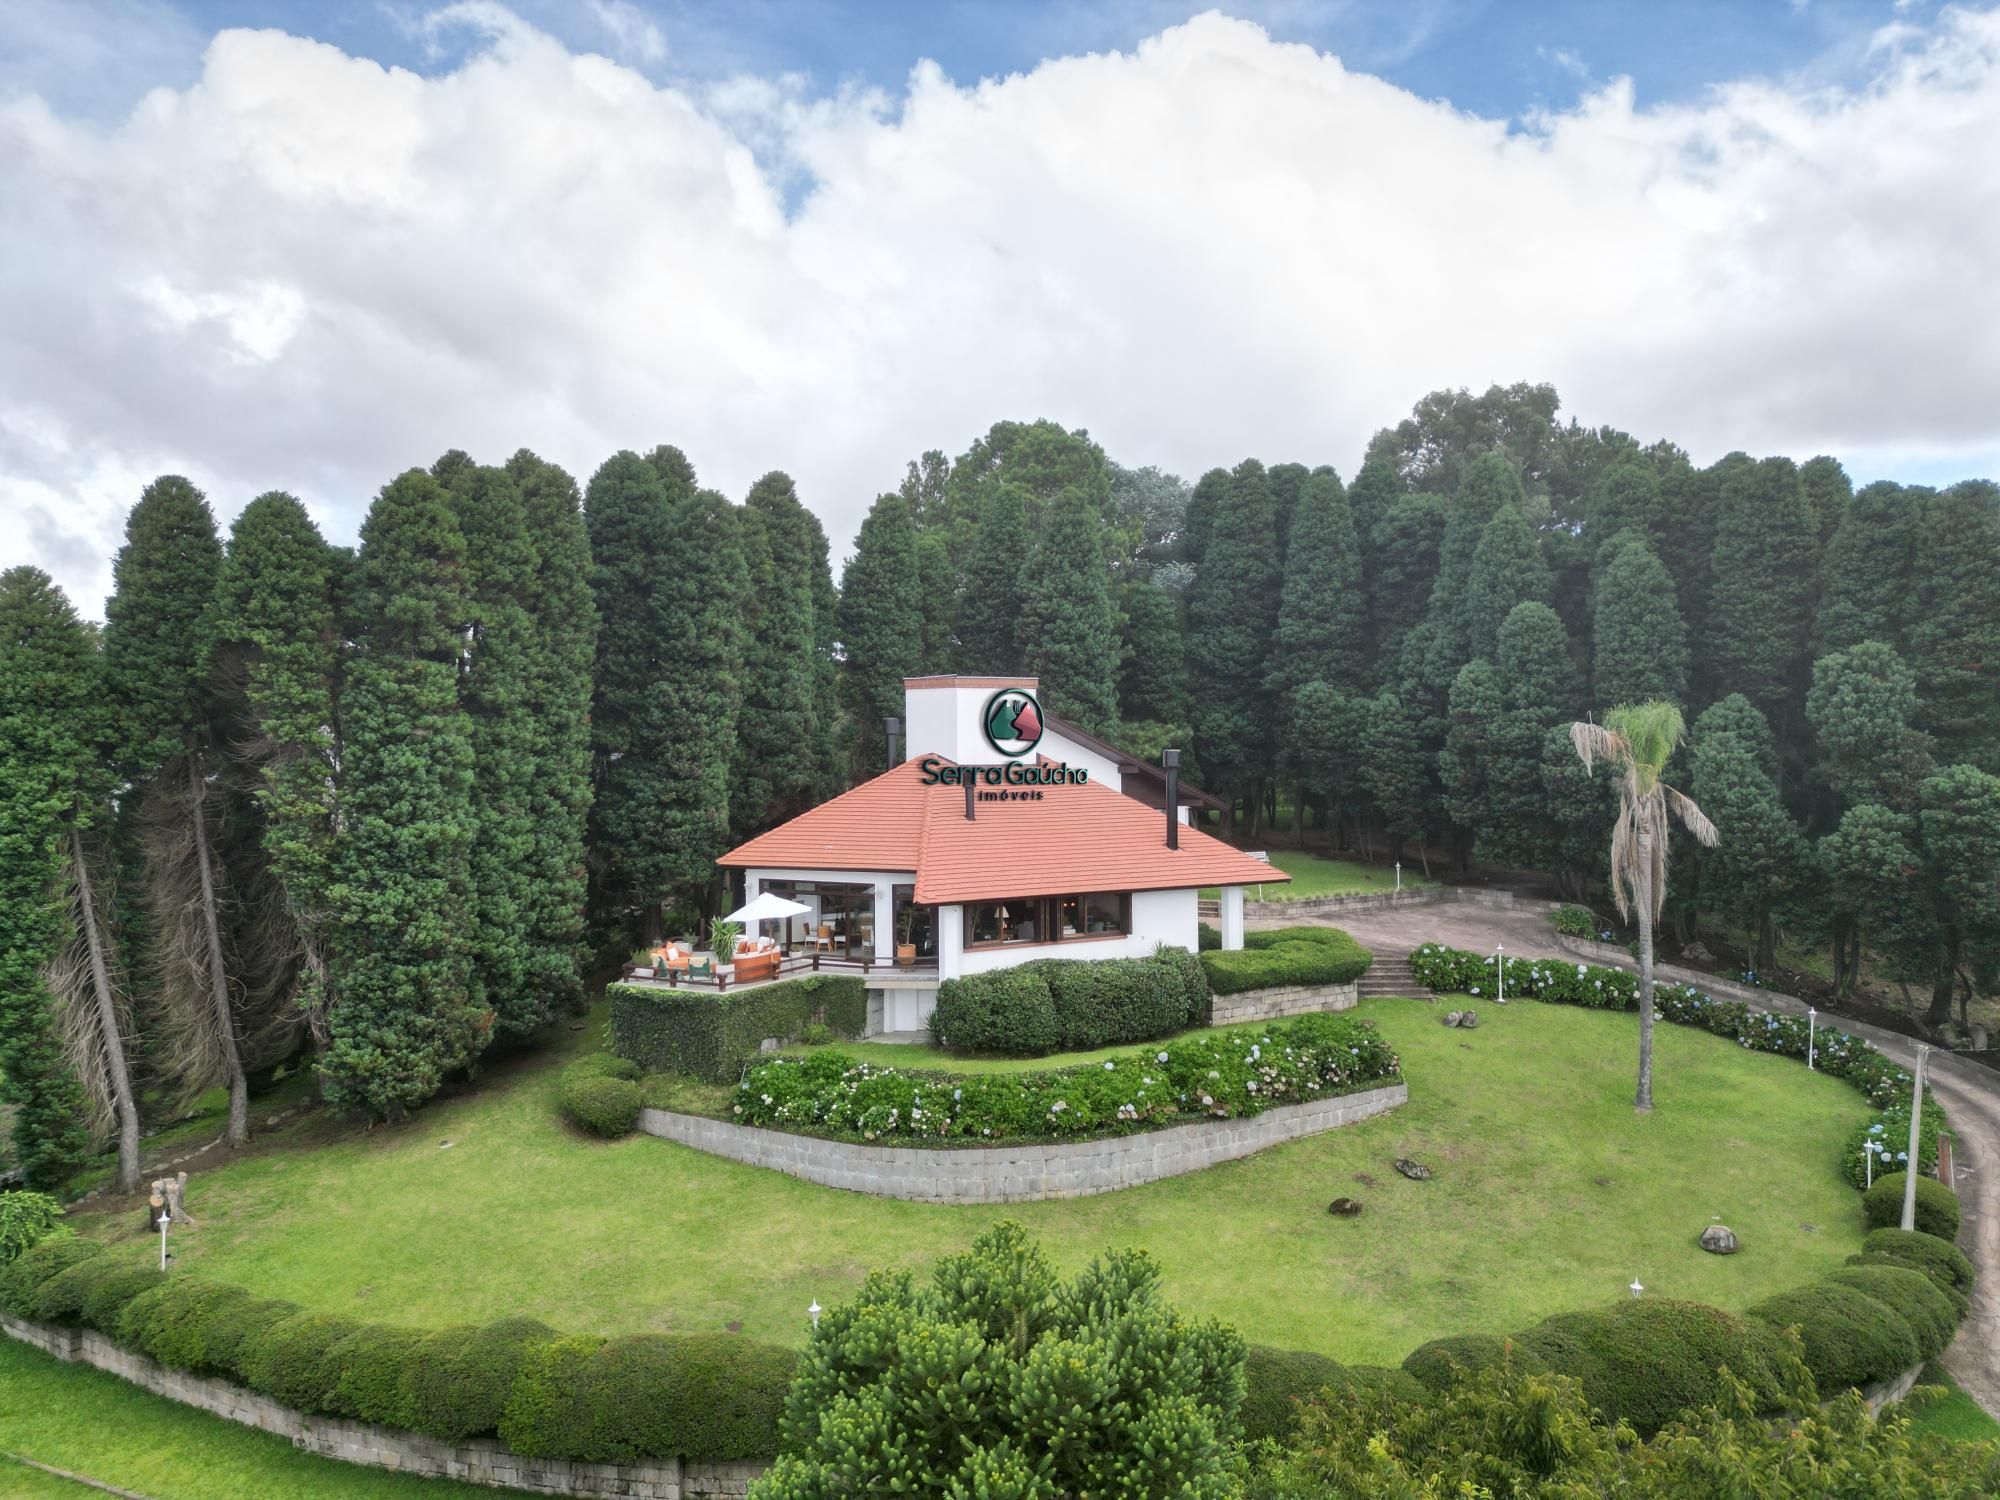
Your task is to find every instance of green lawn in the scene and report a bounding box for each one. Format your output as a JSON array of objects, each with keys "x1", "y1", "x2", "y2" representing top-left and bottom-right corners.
[
  {"x1": 1903, "y1": 1363, "x2": 2000, "y2": 1443},
  {"x1": 1201, "y1": 848, "x2": 1430, "y2": 902},
  {"x1": 770, "y1": 1018, "x2": 1281, "y2": 1075},
  {"x1": 0, "y1": 1338, "x2": 490, "y2": 1499},
  {"x1": 68, "y1": 995, "x2": 1872, "y2": 1371}
]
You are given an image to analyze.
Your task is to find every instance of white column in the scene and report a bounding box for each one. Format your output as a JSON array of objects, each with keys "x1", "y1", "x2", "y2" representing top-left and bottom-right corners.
[
  {"x1": 937, "y1": 904, "x2": 964, "y2": 979},
  {"x1": 872, "y1": 877, "x2": 896, "y2": 963},
  {"x1": 1221, "y1": 886, "x2": 1246, "y2": 951}
]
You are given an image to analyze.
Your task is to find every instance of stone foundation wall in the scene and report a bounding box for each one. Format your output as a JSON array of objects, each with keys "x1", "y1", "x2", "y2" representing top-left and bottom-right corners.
[
  {"x1": 639, "y1": 1083, "x2": 1406, "y2": 1203},
  {"x1": 1207, "y1": 981, "x2": 1357, "y2": 1024},
  {"x1": 1243, "y1": 887, "x2": 1560, "y2": 921},
  {"x1": 1, "y1": 1313, "x2": 765, "y2": 1499}
]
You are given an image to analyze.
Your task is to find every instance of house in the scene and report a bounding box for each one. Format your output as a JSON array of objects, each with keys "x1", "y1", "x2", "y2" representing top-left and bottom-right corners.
[{"x1": 716, "y1": 676, "x2": 1285, "y2": 1034}]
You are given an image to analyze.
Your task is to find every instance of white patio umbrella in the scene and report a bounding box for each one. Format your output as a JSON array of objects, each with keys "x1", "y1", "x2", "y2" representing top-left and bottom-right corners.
[{"x1": 725, "y1": 890, "x2": 812, "y2": 944}]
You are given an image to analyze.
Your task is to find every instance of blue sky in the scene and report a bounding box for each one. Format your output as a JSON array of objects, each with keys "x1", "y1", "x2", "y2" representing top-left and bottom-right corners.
[{"x1": 9, "y1": 0, "x2": 1943, "y2": 123}]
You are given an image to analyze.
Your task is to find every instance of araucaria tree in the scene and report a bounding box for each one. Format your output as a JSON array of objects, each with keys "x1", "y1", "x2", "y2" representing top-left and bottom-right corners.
[
  {"x1": 1020, "y1": 487, "x2": 1120, "y2": 734},
  {"x1": 1187, "y1": 459, "x2": 1281, "y2": 827},
  {"x1": 837, "y1": 493, "x2": 924, "y2": 770},
  {"x1": 327, "y1": 469, "x2": 483, "y2": 1119},
  {"x1": 732, "y1": 472, "x2": 824, "y2": 839},
  {"x1": 104, "y1": 476, "x2": 251, "y2": 1146},
  {"x1": 1569, "y1": 702, "x2": 1718, "y2": 1111},
  {"x1": 0, "y1": 568, "x2": 114, "y2": 1190}
]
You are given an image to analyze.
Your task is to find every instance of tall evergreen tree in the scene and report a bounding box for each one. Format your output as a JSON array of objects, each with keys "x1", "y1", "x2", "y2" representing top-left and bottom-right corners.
[
  {"x1": 1690, "y1": 700, "x2": 1809, "y2": 971},
  {"x1": 506, "y1": 450, "x2": 597, "y2": 1018},
  {"x1": 1460, "y1": 502, "x2": 1552, "y2": 661},
  {"x1": 1799, "y1": 454, "x2": 1854, "y2": 554},
  {"x1": 0, "y1": 569, "x2": 108, "y2": 1190},
  {"x1": 954, "y1": 483, "x2": 1030, "y2": 676},
  {"x1": 1118, "y1": 582, "x2": 1184, "y2": 727},
  {"x1": 1286, "y1": 682, "x2": 1364, "y2": 843},
  {"x1": 1181, "y1": 468, "x2": 1228, "y2": 573},
  {"x1": 1585, "y1": 460, "x2": 1664, "y2": 549},
  {"x1": 1021, "y1": 488, "x2": 1120, "y2": 735},
  {"x1": 1421, "y1": 453, "x2": 1524, "y2": 688},
  {"x1": 1817, "y1": 481, "x2": 1918, "y2": 655},
  {"x1": 1438, "y1": 659, "x2": 1504, "y2": 866},
  {"x1": 1591, "y1": 536, "x2": 1688, "y2": 709},
  {"x1": 915, "y1": 530, "x2": 956, "y2": 672},
  {"x1": 1361, "y1": 691, "x2": 1431, "y2": 873},
  {"x1": 1266, "y1": 462, "x2": 1310, "y2": 560},
  {"x1": 438, "y1": 456, "x2": 544, "y2": 1040},
  {"x1": 1704, "y1": 456, "x2": 1816, "y2": 728},
  {"x1": 803, "y1": 508, "x2": 848, "y2": 795},
  {"x1": 103, "y1": 476, "x2": 250, "y2": 1145},
  {"x1": 1186, "y1": 459, "x2": 1281, "y2": 822},
  {"x1": 1906, "y1": 480, "x2": 2000, "y2": 769},
  {"x1": 733, "y1": 472, "x2": 827, "y2": 838},
  {"x1": 1371, "y1": 492, "x2": 1447, "y2": 677},
  {"x1": 210, "y1": 492, "x2": 343, "y2": 1049},
  {"x1": 1268, "y1": 468, "x2": 1364, "y2": 698},
  {"x1": 838, "y1": 493, "x2": 925, "y2": 771},
  {"x1": 327, "y1": 469, "x2": 483, "y2": 1119},
  {"x1": 1807, "y1": 642, "x2": 1932, "y2": 810}
]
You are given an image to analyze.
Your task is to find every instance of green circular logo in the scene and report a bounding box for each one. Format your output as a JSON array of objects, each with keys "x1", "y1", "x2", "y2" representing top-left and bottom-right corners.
[{"x1": 982, "y1": 688, "x2": 1044, "y2": 756}]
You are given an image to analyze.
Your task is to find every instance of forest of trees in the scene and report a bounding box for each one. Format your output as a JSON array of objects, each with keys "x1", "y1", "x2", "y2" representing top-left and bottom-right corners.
[{"x1": 4, "y1": 384, "x2": 1998, "y2": 1189}]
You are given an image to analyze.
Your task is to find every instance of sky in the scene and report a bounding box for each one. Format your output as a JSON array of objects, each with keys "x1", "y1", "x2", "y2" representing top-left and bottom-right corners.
[{"x1": 3, "y1": 0, "x2": 1999, "y2": 615}]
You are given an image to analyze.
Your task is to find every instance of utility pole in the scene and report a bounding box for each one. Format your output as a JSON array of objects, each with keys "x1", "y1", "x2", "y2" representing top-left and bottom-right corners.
[{"x1": 1901, "y1": 1044, "x2": 1931, "y2": 1232}]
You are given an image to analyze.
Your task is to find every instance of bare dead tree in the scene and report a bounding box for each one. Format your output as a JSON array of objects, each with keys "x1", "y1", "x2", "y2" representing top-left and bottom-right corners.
[{"x1": 47, "y1": 826, "x2": 141, "y2": 1192}]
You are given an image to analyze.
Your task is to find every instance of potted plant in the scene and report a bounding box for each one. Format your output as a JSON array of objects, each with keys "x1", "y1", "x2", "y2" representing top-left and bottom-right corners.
[
  {"x1": 709, "y1": 917, "x2": 743, "y2": 975},
  {"x1": 895, "y1": 905, "x2": 918, "y2": 968}
]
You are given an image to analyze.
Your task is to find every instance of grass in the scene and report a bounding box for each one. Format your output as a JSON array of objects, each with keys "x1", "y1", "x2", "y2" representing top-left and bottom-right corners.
[
  {"x1": 0, "y1": 1338, "x2": 490, "y2": 1499},
  {"x1": 769, "y1": 1018, "x2": 1281, "y2": 1076},
  {"x1": 1200, "y1": 848, "x2": 1430, "y2": 903},
  {"x1": 67, "y1": 994, "x2": 1873, "y2": 1371},
  {"x1": 1903, "y1": 1363, "x2": 2000, "y2": 1443}
]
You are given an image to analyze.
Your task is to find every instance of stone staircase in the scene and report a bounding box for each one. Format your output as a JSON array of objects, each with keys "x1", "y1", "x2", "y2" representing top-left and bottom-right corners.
[{"x1": 1355, "y1": 950, "x2": 1425, "y2": 1000}]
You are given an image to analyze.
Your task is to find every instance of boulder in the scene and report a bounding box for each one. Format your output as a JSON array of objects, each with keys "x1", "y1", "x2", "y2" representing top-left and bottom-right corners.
[
  {"x1": 1328, "y1": 1198, "x2": 1363, "y2": 1217},
  {"x1": 1394, "y1": 1158, "x2": 1432, "y2": 1181},
  {"x1": 1699, "y1": 1224, "x2": 1739, "y2": 1255},
  {"x1": 1683, "y1": 942, "x2": 1715, "y2": 964},
  {"x1": 1441, "y1": 1011, "x2": 1463, "y2": 1027},
  {"x1": 1458, "y1": 1010, "x2": 1478, "y2": 1029}
]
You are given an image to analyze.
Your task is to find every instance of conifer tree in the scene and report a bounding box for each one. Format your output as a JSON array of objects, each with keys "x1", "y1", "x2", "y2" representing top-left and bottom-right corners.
[
  {"x1": 955, "y1": 483, "x2": 1030, "y2": 676},
  {"x1": 1586, "y1": 460, "x2": 1664, "y2": 548},
  {"x1": 1268, "y1": 469, "x2": 1364, "y2": 698},
  {"x1": 1690, "y1": 699, "x2": 1808, "y2": 971},
  {"x1": 1704, "y1": 456, "x2": 1816, "y2": 727},
  {"x1": 210, "y1": 492, "x2": 343, "y2": 1048},
  {"x1": 103, "y1": 476, "x2": 250, "y2": 1145},
  {"x1": 1807, "y1": 642, "x2": 1933, "y2": 809},
  {"x1": 1362, "y1": 691, "x2": 1431, "y2": 873},
  {"x1": 1187, "y1": 460, "x2": 1281, "y2": 822},
  {"x1": 803, "y1": 510, "x2": 848, "y2": 795},
  {"x1": 1817, "y1": 481, "x2": 1918, "y2": 655},
  {"x1": 734, "y1": 472, "x2": 823, "y2": 837},
  {"x1": 437, "y1": 456, "x2": 544, "y2": 1039},
  {"x1": 1542, "y1": 723, "x2": 1613, "y2": 900},
  {"x1": 1118, "y1": 581, "x2": 1185, "y2": 726},
  {"x1": 1371, "y1": 492, "x2": 1448, "y2": 675},
  {"x1": 1181, "y1": 469, "x2": 1229, "y2": 572},
  {"x1": 915, "y1": 530, "x2": 956, "y2": 672},
  {"x1": 506, "y1": 450, "x2": 596, "y2": 1018},
  {"x1": 1266, "y1": 462, "x2": 1309, "y2": 560},
  {"x1": 0, "y1": 568, "x2": 108, "y2": 1190},
  {"x1": 1473, "y1": 603, "x2": 1578, "y2": 871},
  {"x1": 1287, "y1": 682, "x2": 1363, "y2": 842},
  {"x1": 1421, "y1": 453, "x2": 1523, "y2": 689},
  {"x1": 1496, "y1": 601, "x2": 1578, "y2": 719},
  {"x1": 1460, "y1": 502, "x2": 1552, "y2": 661},
  {"x1": 838, "y1": 493, "x2": 925, "y2": 770},
  {"x1": 1799, "y1": 454, "x2": 1853, "y2": 553},
  {"x1": 1438, "y1": 659, "x2": 1504, "y2": 866},
  {"x1": 1907, "y1": 480, "x2": 2000, "y2": 769},
  {"x1": 327, "y1": 469, "x2": 482, "y2": 1119},
  {"x1": 1590, "y1": 536, "x2": 1688, "y2": 710},
  {"x1": 1021, "y1": 488, "x2": 1120, "y2": 735}
]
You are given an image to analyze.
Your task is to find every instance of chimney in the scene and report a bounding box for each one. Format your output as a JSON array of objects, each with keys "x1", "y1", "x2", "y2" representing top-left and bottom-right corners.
[
  {"x1": 965, "y1": 779, "x2": 977, "y2": 820},
  {"x1": 884, "y1": 715, "x2": 902, "y2": 770},
  {"x1": 1162, "y1": 749, "x2": 1181, "y2": 849}
]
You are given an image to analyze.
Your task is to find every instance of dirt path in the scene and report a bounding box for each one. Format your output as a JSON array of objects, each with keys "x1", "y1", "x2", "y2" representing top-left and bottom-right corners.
[{"x1": 1280, "y1": 896, "x2": 2000, "y2": 1419}]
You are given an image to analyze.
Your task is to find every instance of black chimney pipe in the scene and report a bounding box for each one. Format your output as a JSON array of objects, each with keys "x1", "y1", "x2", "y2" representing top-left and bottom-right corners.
[
  {"x1": 1162, "y1": 749, "x2": 1181, "y2": 849},
  {"x1": 884, "y1": 715, "x2": 902, "y2": 770},
  {"x1": 965, "y1": 779, "x2": 976, "y2": 820}
]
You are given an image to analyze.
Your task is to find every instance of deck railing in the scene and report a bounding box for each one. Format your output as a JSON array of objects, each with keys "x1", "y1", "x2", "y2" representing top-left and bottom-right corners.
[{"x1": 618, "y1": 951, "x2": 939, "y2": 993}]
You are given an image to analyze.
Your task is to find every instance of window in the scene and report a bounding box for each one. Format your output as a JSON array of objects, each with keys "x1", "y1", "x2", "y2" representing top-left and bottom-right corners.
[{"x1": 964, "y1": 893, "x2": 1130, "y2": 948}]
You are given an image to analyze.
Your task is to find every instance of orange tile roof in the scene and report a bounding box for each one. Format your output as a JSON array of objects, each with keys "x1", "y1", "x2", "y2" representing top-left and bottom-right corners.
[{"x1": 718, "y1": 757, "x2": 1287, "y2": 903}]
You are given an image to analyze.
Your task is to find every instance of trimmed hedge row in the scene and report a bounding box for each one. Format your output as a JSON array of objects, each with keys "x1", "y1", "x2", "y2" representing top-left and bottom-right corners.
[
  {"x1": 1408, "y1": 943, "x2": 1946, "y2": 1187},
  {"x1": 1239, "y1": 1345, "x2": 1424, "y2": 1445},
  {"x1": 0, "y1": 1235, "x2": 794, "y2": 1462},
  {"x1": 1849, "y1": 1226, "x2": 1976, "y2": 1310},
  {"x1": 929, "y1": 948, "x2": 1210, "y2": 1056},
  {"x1": 610, "y1": 975, "x2": 866, "y2": 1082},
  {"x1": 1198, "y1": 927, "x2": 1372, "y2": 996},
  {"x1": 1863, "y1": 1171, "x2": 1962, "y2": 1242}
]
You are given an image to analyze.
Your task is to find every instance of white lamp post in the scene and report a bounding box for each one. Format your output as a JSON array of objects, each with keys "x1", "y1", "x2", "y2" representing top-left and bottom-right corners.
[
  {"x1": 1865, "y1": 1140, "x2": 1874, "y2": 1189},
  {"x1": 1807, "y1": 1008, "x2": 1816, "y2": 1070},
  {"x1": 157, "y1": 1206, "x2": 171, "y2": 1271},
  {"x1": 1629, "y1": 1278, "x2": 1644, "y2": 1299},
  {"x1": 1394, "y1": 862, "x2": 1402, "y2": 892},
  {"x1": 807, "y1": 1298, "x2": 822, "y2": 1331},
  {"x1": 1495, "y1": 943, "x2": 1506, "y2": 1005},
  {"x1": 1901, "y1": 1045, "x2": 1930, "y2": 1231}
]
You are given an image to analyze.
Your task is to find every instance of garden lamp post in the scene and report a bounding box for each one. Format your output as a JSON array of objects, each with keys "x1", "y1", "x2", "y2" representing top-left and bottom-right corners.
[
  {"x1": 1394, "y1": 862, "x2": 1401, "y2": 892},
  {"x1": 1495, "y1": 944, "x2": 1505, "y2": 1005},
  {"x1": 808, "y1": 1298, "x2": 822, "y2": 1331},
  {"x1": 1901, "y1": 1045, "x2": 1930, "y2": 1232},
  {"x1": 1865, "y1": 1141, "x2": 1874, "y2": 1189},
  {"x1": 1629, "y1": 1279, "x2": 1643, "y2": 1299},
  {"x1": 156, "y1": 1201, "x2": 171, "y2": 1271},
  {"x1": 1807, "y1": 1008, "x2": 1816, "y2": 1070}
]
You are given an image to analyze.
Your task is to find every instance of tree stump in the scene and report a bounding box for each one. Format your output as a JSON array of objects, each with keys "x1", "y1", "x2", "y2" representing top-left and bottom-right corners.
[{"x1": 152, "y1": 1172, "x2": 194, "y2": 1226}]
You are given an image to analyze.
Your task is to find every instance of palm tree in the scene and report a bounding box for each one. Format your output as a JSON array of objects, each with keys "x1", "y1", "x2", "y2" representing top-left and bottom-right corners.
[{"x1": 1570, "y1": 702, "x2": 1718, "y2": 1112}]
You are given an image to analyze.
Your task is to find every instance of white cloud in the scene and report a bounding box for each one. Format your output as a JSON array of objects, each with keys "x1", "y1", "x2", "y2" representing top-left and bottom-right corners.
[{"x1": 3, "y1": 5, "x2": 2000, "y2": 615}]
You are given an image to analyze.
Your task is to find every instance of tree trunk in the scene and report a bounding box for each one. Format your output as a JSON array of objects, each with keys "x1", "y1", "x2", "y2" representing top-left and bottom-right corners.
[
  {"x1": 1830, "y1": 913, "x2": 1853, "y2": 995},
  {"x1": 188, "y1": 752, "x2": 249, "y2": 1147},
  {"x1": 1417, "y1": 841, "x2": 1432, "y2": 879},
  {"x1": 71, "y1": 827, "x2": 141, "y2": 1193},
  {"x1": 1634, "y1": 833, "x2": 1656, "y2": 1114},
  {"x1": 1290, "y1": 782, "x2": 1304, "y2": 842},
  {"x1": 1925, "y1": 969, "x2": 1957, "y2": 1030},
  {"x1": 1755, "y1": 911, "x2": 1776, "y2": 974}
]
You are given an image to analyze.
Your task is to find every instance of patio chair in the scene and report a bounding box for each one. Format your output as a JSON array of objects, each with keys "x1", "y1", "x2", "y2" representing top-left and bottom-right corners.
[
  {"x1": 813, "y1": 924, "x2": 834, "y2": 954},
  {"x1": 687, "y1": 953, "x2": 717, "y2": 980}
]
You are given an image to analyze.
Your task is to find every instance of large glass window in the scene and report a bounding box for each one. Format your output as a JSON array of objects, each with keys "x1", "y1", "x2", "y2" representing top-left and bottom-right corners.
[{"x1": 965, "y1": 893, "x2": 1130, "y2": 949}]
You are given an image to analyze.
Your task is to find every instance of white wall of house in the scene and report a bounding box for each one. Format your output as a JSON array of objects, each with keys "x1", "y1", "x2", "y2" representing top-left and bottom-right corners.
[{"x1": 948, "y1": 886, "x2": 1201, "y2": 978}]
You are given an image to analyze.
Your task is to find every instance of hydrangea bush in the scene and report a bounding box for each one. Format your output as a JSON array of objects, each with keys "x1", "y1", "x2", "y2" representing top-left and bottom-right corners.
[
  {"x1": 1408, "y1": 943, "x2": 1942, "y2": 1188},
  {"x1": 731, "y1": 1013, "x2": 1400, "y2": 1144}
]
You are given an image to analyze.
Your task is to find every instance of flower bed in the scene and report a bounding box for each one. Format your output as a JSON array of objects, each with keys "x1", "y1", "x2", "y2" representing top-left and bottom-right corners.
[
  {"x1": 1407, "y1": 944, "x2": 1944, "y2": 1185},
  {"x1": 729, "y1": 1013, "x2": 1400, "y2": 1144}
]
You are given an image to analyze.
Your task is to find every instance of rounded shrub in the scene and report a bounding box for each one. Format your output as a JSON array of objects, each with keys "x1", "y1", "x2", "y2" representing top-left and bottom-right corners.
[
  {"x1": 29, "y1": 1256, "x2": 158, "y2": 1326},
  {"x1": 565, "y1": 1054, "x2": 642, "y2": 1083},
  {"x1": 1851, "y1": 1227, "x2": 1976, "y2": 1309},
  {"x1": 327, "y1": 1323, "x2": 426, "y2": 1426},
  {"x1": 929, "y1": 969, "x2": 1059, "y2": 1055},
  {"x1": 1826, "y1": 1266, "x2": 1959, "y2": 1361},
  {"x1": 0, "y1": 1233, "x2": 101, "y2": 1317},
  {"x1": 197, "y1": 1297, "x2": 302, "y2": 1384},
  {"x1": 1863, "y1": 1173, "x2": 1961, "y2": 1243},
  {"x1": 1748, "y1": 1282, "x2": 1921, "y2": 1393},
  {"x1": 405, "y1": 1318, "x2": 556, "y2": 1442},
  {"x1": 1513, "y1": 1300, "x2": 1786, "y2": 1437},
  {"x1": 1200, "y1": 927, "x2": 1372, "y2": 996},
  {"x1": 114, "y1": 1278, "x2": 251, "y2": 1369},
  {"x1": 240, "y1": 1310, "x2": 365, "y2": 1412},
  {"x1": 1241, "y1": 1345, "x2": 1350, "y2": 1444},
  {"x1": 561, "y1": 1072, "x2": 641, "y2": 1138},
  {"x1": 1402, "y1": 1334, "x2": 1546, "y2": 1393}
]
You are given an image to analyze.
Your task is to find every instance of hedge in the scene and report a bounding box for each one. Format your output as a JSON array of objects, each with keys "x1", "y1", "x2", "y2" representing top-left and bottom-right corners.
[
  {"x1": 1199, "y1": 927, "x2": 1372, "y2": 996},
  {"x1": 1849, "y1": 1227, "x2": 1976, "y2": 1309},
  {"x1": 609, "y1": 975, "x2": 866, "y2": 1081},
  {"x1": 0, "y1": 1244, "x2": 797, "y2": 1463},
  {"x1": 1409, "y1": 942, "x2": 1944, "y2": 1187},
  {"x1": 1863, "y1": 1172, "x2": 1962, "y2": 1243},
  {"x1": 561, "y1": 1065, "x2": 642, "y2": 1138},
  {"x1": 1401, "y1": 1334, "x2": 1547, "y2": 1393},
  {"x1": 1825, "y1": 1265, "x2": 1959, "y2": 1361},
  {"x1": 1747, "y1": 1281, "x2": 1921, "y2": 1393},
  {"x1": 1240, "y1": 1346, "x2": 1425, "y2": 1445},
  {"x1": 930, "y1": 949, "x2": 1210, "y2": 1057},
  {"x1": 732, "y1": 1012, "x2": 1402, "y2": 1143}
]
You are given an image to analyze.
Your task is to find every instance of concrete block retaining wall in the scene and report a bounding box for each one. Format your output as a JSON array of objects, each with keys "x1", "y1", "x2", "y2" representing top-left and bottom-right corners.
[
  {"x1": 1, "y1": 1313, "x2": 764, "y2": 1500},
  {"x1": 1208, "y1": 980, "x2": 1357, "y2": 1024},
  {"x1": 1241, "y1": 887, "x2": 1560, "y2": 921},
  {"x1": 638, "y1": 1082, "x2": 1406, "y2": 1203}
]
